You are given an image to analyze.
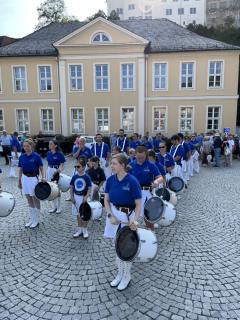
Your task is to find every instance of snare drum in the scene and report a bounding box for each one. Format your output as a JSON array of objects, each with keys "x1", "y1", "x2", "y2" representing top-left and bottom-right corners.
[
  {"x1": 88, "y1": 201, "x2": 102, "y2": 220},
  {"x1": 144, "y1": 196, "x2": 165, "y2": 223},
  {"x1": 154, "y1": 187, "x2": 177, "y2": 206},
  {"x1": 168, "y1": 177, "x2": 185, "y2": 193},
  {"x1": 34, "y1": 181, "x2": 59, "y2": 201},
  {"x1": 159, "y1": 202, "x2": 176, "y2": 226},
  {"x1": 0, "y1": 191, "x2": 16, "y2": 217},
  {"x1": 115, "y1": 226, "x2": 158, "y2": 263}
]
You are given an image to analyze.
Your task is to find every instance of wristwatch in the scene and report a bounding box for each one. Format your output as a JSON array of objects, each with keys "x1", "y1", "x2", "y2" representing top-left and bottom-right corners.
[{"x1": 107, "y1": 213, "x2": 112, "y2": 218}]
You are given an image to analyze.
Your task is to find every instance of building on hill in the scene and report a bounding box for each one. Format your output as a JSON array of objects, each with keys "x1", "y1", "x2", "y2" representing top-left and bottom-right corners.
[{"x1": 0, "y1": 17, "x2": 239, "y2": 136}]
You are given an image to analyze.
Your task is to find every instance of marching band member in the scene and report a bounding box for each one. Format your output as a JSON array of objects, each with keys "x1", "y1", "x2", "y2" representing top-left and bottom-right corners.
[
  {"x1": 73, "y1": 137, "x2": 92, "y2": 161},
  {"x1": 70, "y1": 158, "x2": 92, "y2": 239},
  {"x1": 157, "y1": 142, "x2": 175, "y2": 181},
  {"x1": 129, "y1": 133, "x2": 141, "y2": 149},
  {"x1": 46, "y1": 140, "x2": 66, "y2": 213},
  {"x1": 91, "y1": 133, "x2": 111, "y2": 178},
  {"x1": 127, "y1": 148, "x2": 136, "y2": 163},
  {"x1": 147, "y1": 150, "x2": 166, "y2": 186},
  {"x1": 104, "y1": 153, "x2": 141, "y2": 291},
  {"x1": 18, "y1": 139, "x2": 44, "y2": 228},
  {"x1": 115, "y1": 129, "x2": 129, "y2": 154},
  {"x1": 178, "y1": 133, "x2": 190, "y2": 184},
  {"x1": 86, "y1": 156, "x2": 106, "y2": 199},
  {"x1": 129, "y1": 146, "x2": 163, "y2": 231},
  {"x1": 170, "y1": 135, "x2": 184, "y2": 180}
]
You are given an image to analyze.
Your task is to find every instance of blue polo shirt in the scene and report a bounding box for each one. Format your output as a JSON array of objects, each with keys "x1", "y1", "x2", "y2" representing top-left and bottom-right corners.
[
  {"x1": 70, "y1": 173, "x2": 92, "y2": 196},
  {"x1": 142, "y1": 141, "x2": 153, "y2": 150},
  {"x1": 155, "y1": 162, "x2": 166, "y2": 177},
  {"x1": 115, "y1": 137, "x2": 129, "y2": 152},
  {"x1": 170, "y1": 145, "x2": 184, "y2": 166},
  {"x1": 188, "y1": 142, "x2": 195, "y2": 152},
  {"x1": 18, "y1": 152, "x2": 43, "y2": 175},
  {"x1": 152, "y1": 138, "x2": 162, "y2": 151},
  {"x1": 105, "y1": 173, "x2": 141, "y2": 207},
  {"x1": 129, "y1": 160, "x2": 160, "y2": 186},
  {"x1": 47, "y1": 151, "x2": 66, "y2": 166},
  {"x1": 91, "y1": 142, "x2": 109, "y2": 159},
  {"x1": 11, "y1": 137, "x2": 21, "y2": 152},
  {"x1": 129, "y1": 140, "x2": 141, "y2": 149},
  {"x1": 73, "y1": 146, "x2": 92, "y2": 160},
  {"x1": 157, "y1": 153, "x2": 175, "y2": 169}
]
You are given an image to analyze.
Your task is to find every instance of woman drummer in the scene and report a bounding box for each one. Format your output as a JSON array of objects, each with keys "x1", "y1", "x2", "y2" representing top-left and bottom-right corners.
[
  {"x1": 147, "y1": 149, "x2": 166, "y2": 186},
  {"x1": 129, "y1": 145, "x2": 163, "y2": 231},
  {"x1": 46, "y1": 140, "x2": 66, "y2": 214},
  {"x1": 18, "y1": 139, "x2": 44, "y2": 228},
  {"x1": 157, "y1": 142, "x2": 175, "y2": 180},
  {"x1": 70, "y1": 157, "x2": 92, "y2": 239},
  {"x1": 104, "y1": 153, "x2": 141, "y2": 291}
]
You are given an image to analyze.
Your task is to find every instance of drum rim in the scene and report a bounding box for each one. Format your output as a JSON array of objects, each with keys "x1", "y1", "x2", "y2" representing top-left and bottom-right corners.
[
  {"x1": 115, "y1": 226, "x2": 140, "y2": 262},
  {"x1": 0, "y1": 191, "x2": 16, "y2": 217},
  {"x1": 34, "y1": 181, "x2": 52, "y2": 201},
  {"x1": 168, "y1": 176, "x2": 185, "y2": 192},
  {"x1": 155, "y1": 187, "x2": 171, "y2": 202},
  {"x1": 136, "y1": 227, "x2": 158, "y2": 262},
  {"x1": 144, "y1": 196, "x2": 165, "y2": 223}
]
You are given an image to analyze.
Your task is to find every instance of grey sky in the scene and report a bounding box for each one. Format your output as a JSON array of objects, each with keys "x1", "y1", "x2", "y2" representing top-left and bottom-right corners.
[{"x1": 0, "y1": 0, "x2": 107, "y2": 38}]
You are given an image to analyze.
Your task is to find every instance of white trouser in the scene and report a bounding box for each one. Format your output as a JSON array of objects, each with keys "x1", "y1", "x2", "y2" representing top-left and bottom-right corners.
[
  {"x1": 188, "y1": 156, "x2": 194, "y2": 177},
  {"x1": 193, "y1": 160, "x2": 200, "y2": 173},
  {"x1": 140, "y1": 189, "x2": 152, "y2": 218}
]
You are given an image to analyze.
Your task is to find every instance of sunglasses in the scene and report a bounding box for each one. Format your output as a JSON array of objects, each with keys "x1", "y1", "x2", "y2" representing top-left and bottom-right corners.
[
  {"x1": 159, "y1": 146, "x2": 165, "y2": 148},
  {"x1": 74, "y1": 165, "x2": 82, "y2": 168}
]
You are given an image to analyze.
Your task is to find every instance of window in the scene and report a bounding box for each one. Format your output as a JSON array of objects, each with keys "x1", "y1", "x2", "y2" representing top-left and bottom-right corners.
[
  {"x1": 178, "y1": 8, "x2": 184, "y2": 14},
  {"x1": 208, "y1": 61, "x2": 223, "y2": 88},
  {"x1": 116, "y1": 8, "x2": 123, "y2": 14},
  {"x1": 181, "y1": 62, "x2": 194, "y2": 89},
  {"x1": 179, "y1": 106, "x2": 193, "y2": 132},
  {"x1": 128, "y1": 4, "x2": 135, "y2": 10},
  {"x1": 190, "y1": 8, "x2": 196, "y2": 14},
  {"x1": 71, "y1": 108, "x2": 84, "y2": 133},
  {"x1": 38, "y1": 66, "x2": 52, "y2": 92},
  {"x1": 121, "y1": 107, "x2": 135, "y2": 132},
  {"x1": 92, "y1": 32, "x2": 110, "y2": 43},
  {"x1": 145, "y1": 5, "x2": 152, "y2": 12},
  {"x1": 121, "y1": 63, "x2": 134, "y2": 90},
  {"x1": 145, "y1": 15, "x2": 152, "y2": 19},
  {"x1": 166, "y1": 9, "x2": 172, "y2": 15},
  {"x1": 13, "y1": 66, "x2": 27, "y2": 92},
  {"x1": 207, "y1": 106, "x2": 221, "y2": 131},
  {"x1": 154, "y1": 63, "x2": 168, "y2": 90},
  {"x1": 153, "y1": 107, "x2": 167, "y2": 132},
  {"x1": 69, "y1": 65, "x2": 83, "y2": 91},
  {"x1": 0, "y1": 110, "x2": 4, "y2": 132},
  {"x1": 95, "y1": 64, "x2": 109, "y2": 91},
  {"x1": 16, "y1": 109, "x2": 29, "y2": 132},
  {"x1": 96, "y1": 108, "x2": 109, "y2": 132},
  {"x1": 41, "y1": 109, "x2": 54, "y2": 133}
]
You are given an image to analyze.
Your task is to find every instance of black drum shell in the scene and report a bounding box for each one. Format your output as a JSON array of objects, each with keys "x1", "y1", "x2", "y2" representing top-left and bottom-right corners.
[
  {"x1": 115, "y1": 226, "x2": 139, "y2": 262},
  {"x1": 155, "y1": 188, "x2": 171, "y2": 202}
]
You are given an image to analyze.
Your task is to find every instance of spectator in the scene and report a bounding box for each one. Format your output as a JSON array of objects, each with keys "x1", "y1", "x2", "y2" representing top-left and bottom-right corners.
[{"x1": 213, "y1": 132, "x2": 222, "y2": 167}]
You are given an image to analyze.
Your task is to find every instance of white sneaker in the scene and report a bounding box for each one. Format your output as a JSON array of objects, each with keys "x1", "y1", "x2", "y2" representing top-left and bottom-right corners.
[
  {"x1": 117, "y1": 264, "x2": 131, "y2": 291},
  {"x1": 25, "y1": 208, "x2": 34, "y2": 228},
  {"x1": 83, "y1": 228, "x2": 89, "y2": 239},
  {"x1": 56, "y1": 208, "x2": 62, "y2": 214},
  {"x1": 65, "y1": 197, "x2": 72, "y2": 201},
  {"x1": 30, "y1": 209, "x2": 40, "y2": 229},
  {"x1": 154, "y1": 223, "x2": 159, "y2": 229},
  {"x1": 25, "y1": 220, "x2": 32, "y2": 228},
  {"x1": 49, "y1": 208, "x2": 57, "y2": 213},
  {"x1": 73, "y1": 228, "x2": 83, "y2": 238}
]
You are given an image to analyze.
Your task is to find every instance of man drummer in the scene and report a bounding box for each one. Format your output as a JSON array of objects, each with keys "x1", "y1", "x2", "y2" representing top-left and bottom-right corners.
[
  {"x1": 91, "y1": 133, "x2": 111, "y2": 178},
  {"x1": 170, "y1": 135, "x2": 184, "y2": 180},
  {"x1": 115, "y1": 129, "x2": 129, "y2": 154},
  {"x1": 129, "y1": 146, "x2": 163, "y2": 231}
]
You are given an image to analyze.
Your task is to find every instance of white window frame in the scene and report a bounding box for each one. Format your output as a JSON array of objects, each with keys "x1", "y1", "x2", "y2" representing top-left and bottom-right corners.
[
  {"x1": 207, "y1": 60, "x2": 224, "y2": 89},
  {"x1": 152, "y1": 106, "x2": 168, "y2": 133},
  {"x1": 178, "y1": 105, "x2": 195, "y2": 133},
  {"x1": 179, "y1": 61, "x2": 196, "y2": 90},
  {"x1": 90, "y1": 31, "x2": 112, "y2": 44},
  {"x1": 0, "y1": 109, "x2": 5, "y2": 132},
  {"x1": 206, "y1": 105, "x2": 222, "y2": 132},
  {"x1": 120, "y1": 106, "x2": 136, "y2": 133},
  {"x1": 37, "y1": 64, "x2": 53, "y2": 93},
  {"x1": 69, "y1": 107, "x2": 85, "y2": 134},
  {"x1": 166, "y1": 9, "x2": 172, "y2": 15},
  {"x1": 68, "y1": 64, "x2": 84, "y2": 92},
  {"x1": 152, "y1": 62, "x2": 168, "y2": 91},
  {"x1": 0, "y1": 66, "x2": 2, "y2": 93},
  {"x1": 95, "y1": 107, "x2": 110, "y2": 133},
  {"x1": 40, "y1": 108, "x2": 55, "y2": 133},
  {"x1": 15, "y1": 108, "x2": 30, "y2": 133},
  {"x1": 12, "y1": 65, "x2": 28, "y2": 93},
  {"x1": 93, "y1": 63, "x2": 110, "y2": 92},
  {"x1": 120, "y1": 62, "x2": 135, "y2": 91}
]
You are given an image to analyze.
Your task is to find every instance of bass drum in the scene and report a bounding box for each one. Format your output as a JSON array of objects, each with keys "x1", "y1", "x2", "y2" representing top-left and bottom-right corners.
[
  {"x1": 144, "y1": 196, "x2": 165, "y2": 223},
  {"x1": 34, "y1": 181, "x2": 59, "y2": 201},
  {"x1": 58, "y1": 174, "x2": 71, "y2": 192},
  {"x1": 88, "y1": 201, "x2": 103, "y2": 220},
  {"x1": 115, "y1": 226, "x2": 158, "y2": 263},
  {"x1": 0, "y1": 191, "x2": 16, "y2": 217},
  {"x1": 159, "y1": 202, "x2": 176, "y2": 227},
  {"x1": 168, "y1": 177, "x2": 185, "y2": 193},
  {"x1": 154, "y1": 187, "x2": 177, "y2": 206},
  {"x1": 79, "y1": 201, "x2": 92, "y2": 221}
]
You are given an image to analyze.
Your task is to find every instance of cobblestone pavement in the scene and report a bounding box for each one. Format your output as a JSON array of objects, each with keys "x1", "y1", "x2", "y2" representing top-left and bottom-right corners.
[{"x1": 0, "y1": 157, "x2": 240, "y2": 320}]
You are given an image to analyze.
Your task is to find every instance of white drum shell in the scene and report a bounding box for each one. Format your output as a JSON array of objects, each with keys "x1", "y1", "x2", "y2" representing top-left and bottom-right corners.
[
  {"x1": 88, "y1": 201, "x2": 102, "y2": 220},
  {"x1": 0, "y1": 191, "x2": 16, "y2": 217},
  {"x1": 58, "y1": 174, "x2": 71, "y2": 192},
  {"x1": 135, "y1": 228, "x2": 158, "y2": 263},
  {"x1": 159, "y1": 202, "x2": 176, "y2": 227},
  {"x1": 35, "y1": 181, "x2": 59, "y2": 201}
]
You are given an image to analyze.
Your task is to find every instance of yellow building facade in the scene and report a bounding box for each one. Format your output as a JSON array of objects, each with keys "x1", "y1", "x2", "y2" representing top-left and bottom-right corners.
[{"x1": 0, "y1": 18, "x2": 239, "y2": 136}]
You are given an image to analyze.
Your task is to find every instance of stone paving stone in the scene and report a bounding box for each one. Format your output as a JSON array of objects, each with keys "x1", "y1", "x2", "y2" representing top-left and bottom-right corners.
[{"x1": 1, "y1": 158, "x2": 240, "y2": 319}]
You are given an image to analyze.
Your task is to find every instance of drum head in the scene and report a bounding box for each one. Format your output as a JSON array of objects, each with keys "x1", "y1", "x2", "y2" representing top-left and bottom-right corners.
[
  {"x1": 34, "y1": 182, "x2": 51, "y2": 200},
  {"x1": 115, "y1": 226, "x2": 139, "y2": 262},
  {"x1": 155, "y1": 188, "x2": 170, "y2": 202},
  {"x1": 79, "y1": 202, "x2": 92, "y2": 221},
  {"x1": 144, "y1": 196, "x2": 164, "y2": 223},
  {"x1": 0, "y1": 191, "x2": 16, "y2": 217},
  {"x1": 52, "y1": 171, "x2": 60, "y2": 182},
  {"x1": 168, "y1": 177, "x2": 185, "y2": 193}
]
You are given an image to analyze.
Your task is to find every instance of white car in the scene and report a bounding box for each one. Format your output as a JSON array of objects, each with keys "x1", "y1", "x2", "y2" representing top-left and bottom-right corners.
[{"x1": 82, "y1": 136, "x2": 95, "y2": 149}]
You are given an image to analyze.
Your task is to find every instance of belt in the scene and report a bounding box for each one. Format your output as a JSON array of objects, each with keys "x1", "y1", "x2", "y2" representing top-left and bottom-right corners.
[
  {"x1": 114, "y1": 206, "x2": 134, "y2": 214},
  {"x1": 49, "y1": 165, "x2": 59, "y2": 169},
  {"x1": 141, "y1": 185, "x2": 152, "y2": 190},
  {"x1": 23, "y1": 172, "x2": 38, "y2": 177}
]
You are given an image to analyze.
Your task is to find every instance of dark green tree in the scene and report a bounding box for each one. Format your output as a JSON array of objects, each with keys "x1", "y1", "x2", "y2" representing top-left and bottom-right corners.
[
  {"x1": 86, "y1": 10, "x2": 107, "y2": 22},
  {"x1": 108, "y1": 10, "x2": 120, "y2": 21}
]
